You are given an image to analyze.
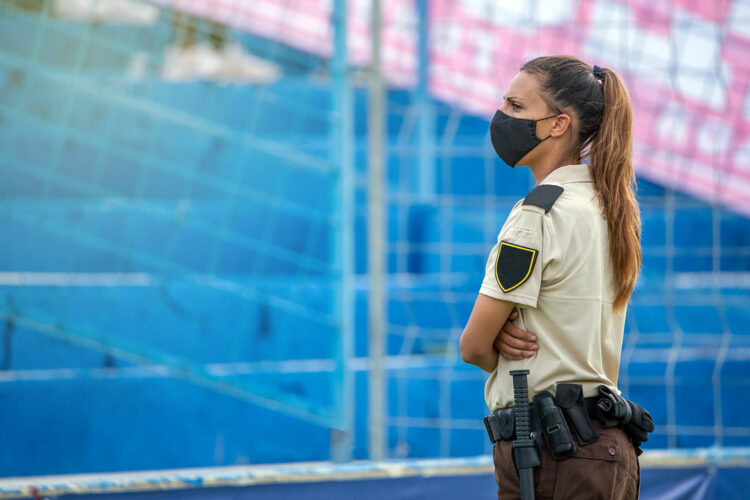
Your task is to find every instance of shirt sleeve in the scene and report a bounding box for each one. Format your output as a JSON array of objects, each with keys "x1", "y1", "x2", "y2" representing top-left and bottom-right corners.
[{"x1": 479, "y1": 203, "x2": 546, "y2": 308}]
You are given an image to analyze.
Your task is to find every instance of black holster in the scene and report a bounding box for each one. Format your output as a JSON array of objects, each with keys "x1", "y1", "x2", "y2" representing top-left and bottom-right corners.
[
  {"x1": 555, "y1": 384, "x2": 599, "y2": 446},
  {"x1": 533, "y1": 391, "x2": 576, "y2": 460}
]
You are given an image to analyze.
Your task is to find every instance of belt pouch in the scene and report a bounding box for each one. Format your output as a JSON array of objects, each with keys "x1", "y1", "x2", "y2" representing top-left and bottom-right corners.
[
  {"x1": 483, "y1": 408, "x2": 515, "y2": 443},
  {"x1": 555, "y1": 384, "x2": 599, "y2": 446},
  {"x1": 533, "y1": 391, "x2": 576, "y2": 460}
]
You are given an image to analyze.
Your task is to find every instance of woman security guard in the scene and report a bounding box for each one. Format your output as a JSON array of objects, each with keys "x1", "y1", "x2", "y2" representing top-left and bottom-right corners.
[{"x1": 459, "y1": 56, "x2": 653, "y2": 499}]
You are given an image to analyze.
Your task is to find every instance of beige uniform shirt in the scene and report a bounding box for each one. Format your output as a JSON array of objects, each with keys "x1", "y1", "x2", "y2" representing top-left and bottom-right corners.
[{"x1": 480, "y1": 163, "x2": 625, "y2": 411}]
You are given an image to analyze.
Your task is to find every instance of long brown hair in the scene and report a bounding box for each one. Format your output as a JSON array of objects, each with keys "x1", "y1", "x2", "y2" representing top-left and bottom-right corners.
[{"x1": 521, "y1": 56, "x2": 641, "y2": 312}]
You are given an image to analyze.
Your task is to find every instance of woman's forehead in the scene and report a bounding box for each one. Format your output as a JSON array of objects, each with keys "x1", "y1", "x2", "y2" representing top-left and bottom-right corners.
[{"x1": 506, "y1": 71, "x2": 542, "y2": 102}]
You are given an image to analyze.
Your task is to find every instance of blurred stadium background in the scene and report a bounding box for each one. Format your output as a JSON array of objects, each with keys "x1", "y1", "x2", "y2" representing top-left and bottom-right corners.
[{"x1": 0, "y1": 0, "x2": 749, "y2": 498}]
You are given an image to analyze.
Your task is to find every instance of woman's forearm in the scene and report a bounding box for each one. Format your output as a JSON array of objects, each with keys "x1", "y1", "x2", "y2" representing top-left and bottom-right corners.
[
  {"x1": 466, "y1": 346, "x2": 499, "y2": 373},
  {"x1": 459, "y1": 294, "x2": 514, "y2": 373}
]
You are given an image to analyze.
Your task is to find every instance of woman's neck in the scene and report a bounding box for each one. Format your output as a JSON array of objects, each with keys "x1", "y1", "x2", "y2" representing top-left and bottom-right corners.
[{"x1": 528, "y1": 152, "x2": 581, "y2": 184}]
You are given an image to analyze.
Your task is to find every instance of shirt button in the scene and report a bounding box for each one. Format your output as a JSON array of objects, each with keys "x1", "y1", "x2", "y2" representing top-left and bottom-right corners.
[{"x1": 608, "y1": 447, "x2": 616, "y2": 456}]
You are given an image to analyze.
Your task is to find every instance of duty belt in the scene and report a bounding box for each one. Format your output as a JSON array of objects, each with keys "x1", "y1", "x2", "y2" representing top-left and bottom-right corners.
[{"x1": 484, "y1": 384, "x2": 655, "y2": 456}]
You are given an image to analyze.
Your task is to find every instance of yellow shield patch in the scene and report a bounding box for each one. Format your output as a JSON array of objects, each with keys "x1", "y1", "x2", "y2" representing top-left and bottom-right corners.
[{"x1": 495, "y1": 241, "x2": 538, "y2": 293}]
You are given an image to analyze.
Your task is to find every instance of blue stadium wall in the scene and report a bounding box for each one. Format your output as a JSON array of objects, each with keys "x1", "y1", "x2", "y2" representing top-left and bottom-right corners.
[{"x1": 1, "y1": 12, "x2": 749, "y2": 477}]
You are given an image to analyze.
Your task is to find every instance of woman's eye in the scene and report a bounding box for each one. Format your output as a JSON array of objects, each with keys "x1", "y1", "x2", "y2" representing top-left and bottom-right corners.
[{"x1": 511, "y1": 103, "x2": 521, "y2": 111}]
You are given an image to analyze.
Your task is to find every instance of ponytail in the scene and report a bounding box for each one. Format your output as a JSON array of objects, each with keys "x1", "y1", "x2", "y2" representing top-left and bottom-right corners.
[
  {"x1": 588, "y1": 68, "x2": 641, "y2": 312},
  {"x1": 521, "y1": 56, "x2": 641, "y2": 312}
]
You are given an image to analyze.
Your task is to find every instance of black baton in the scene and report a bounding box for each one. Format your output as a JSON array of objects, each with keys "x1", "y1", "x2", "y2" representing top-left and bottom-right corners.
[{"x1": 510, "y1": 369, "x2": 540, "y2": 500}]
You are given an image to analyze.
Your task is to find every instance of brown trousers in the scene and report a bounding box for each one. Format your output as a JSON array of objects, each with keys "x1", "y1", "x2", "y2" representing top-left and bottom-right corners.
[{"x1": 493, "y1": 421, "x2": 640, "y2": 500}]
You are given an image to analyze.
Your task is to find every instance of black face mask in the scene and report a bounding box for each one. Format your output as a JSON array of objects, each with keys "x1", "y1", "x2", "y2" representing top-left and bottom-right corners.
[{"x1": 490, "y1": 110, "x2": 557, "y2": 167}]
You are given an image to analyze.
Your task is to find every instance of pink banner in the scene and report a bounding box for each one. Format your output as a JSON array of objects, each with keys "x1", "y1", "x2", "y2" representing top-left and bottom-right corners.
[{"x1": 150, "y1": 0, "x2": 750, "y2": 215}]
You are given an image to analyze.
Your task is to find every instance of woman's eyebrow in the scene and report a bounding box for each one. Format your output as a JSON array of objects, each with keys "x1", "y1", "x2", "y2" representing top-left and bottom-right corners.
[{"x1": 503, "y1": 95, "x2": 524, "y2": 103}]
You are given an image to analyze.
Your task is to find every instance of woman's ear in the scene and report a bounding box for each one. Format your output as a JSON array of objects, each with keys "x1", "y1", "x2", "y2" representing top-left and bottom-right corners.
[{"x1": 550, "y1": 113, "x2": 572, "y2": 137}]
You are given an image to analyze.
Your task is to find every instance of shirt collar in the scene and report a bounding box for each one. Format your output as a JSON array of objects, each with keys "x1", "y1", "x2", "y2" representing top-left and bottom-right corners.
[{"x1": 539, "y1": 163, "x2": 592, "y2": 185}]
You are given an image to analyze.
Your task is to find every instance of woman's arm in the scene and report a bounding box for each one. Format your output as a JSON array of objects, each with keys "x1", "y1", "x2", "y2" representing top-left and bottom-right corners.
[{"x1": 459, "y1": 294, "x2": 516, "y2": 372}]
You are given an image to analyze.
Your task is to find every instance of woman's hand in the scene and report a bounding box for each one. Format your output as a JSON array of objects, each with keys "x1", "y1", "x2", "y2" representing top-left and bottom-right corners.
[{"x1": 493, "y1": 309, "x2": 539, "y2": 361}]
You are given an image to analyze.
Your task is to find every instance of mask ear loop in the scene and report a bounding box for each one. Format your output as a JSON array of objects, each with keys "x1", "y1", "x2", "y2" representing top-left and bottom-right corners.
[{"x1": 534, "y1": 114, "x2": 559, "y2": 141}]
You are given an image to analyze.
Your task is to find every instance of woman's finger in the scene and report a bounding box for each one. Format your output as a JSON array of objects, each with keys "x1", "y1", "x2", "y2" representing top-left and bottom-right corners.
[
  {"x1": 496, "y1": 341, "x2": 524, "y2": 361},
  {"x1": 494, "y1": 335, "x2": 520, "y2": 360},
  {"x1": 504, "y1": 321, "x2": 537, "y2": 342},
  {"x1": 498, "y1": 328, "x2": 538, "y2": 351},
  {"x1": 497, "y1": 336, "x2": 535, "y2": 359}
]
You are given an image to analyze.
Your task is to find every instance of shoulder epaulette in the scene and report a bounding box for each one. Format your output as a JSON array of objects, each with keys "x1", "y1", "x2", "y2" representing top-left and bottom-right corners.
[{"x1": 522, "y1": 184, "x2": 564, "y2": 213}]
